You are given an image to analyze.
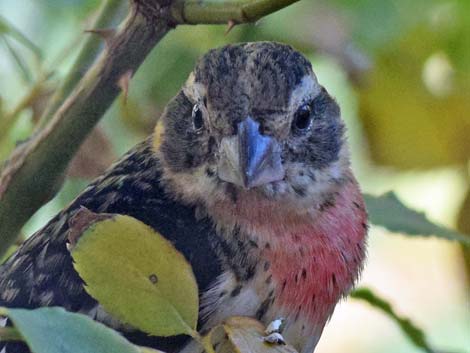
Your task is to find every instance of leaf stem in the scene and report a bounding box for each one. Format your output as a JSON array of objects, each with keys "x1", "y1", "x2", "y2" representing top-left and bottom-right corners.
[
  {"x1": 0, "y1": 327, "x2": 23, "y2": 342},
  {"x1": 171, "y1": 0, "x2": 300, "y2": 24}
]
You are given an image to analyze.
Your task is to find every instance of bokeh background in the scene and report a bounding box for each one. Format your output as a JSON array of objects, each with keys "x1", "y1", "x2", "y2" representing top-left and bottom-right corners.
[{"x1": 0, "y1": 0, "x2": 469, "y2": 352}]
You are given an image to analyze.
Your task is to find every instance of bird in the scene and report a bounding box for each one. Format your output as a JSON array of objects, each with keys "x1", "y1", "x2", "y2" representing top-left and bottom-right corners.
[{"x1": 0, "y1": 42, "x2": 367, "y2": 353}]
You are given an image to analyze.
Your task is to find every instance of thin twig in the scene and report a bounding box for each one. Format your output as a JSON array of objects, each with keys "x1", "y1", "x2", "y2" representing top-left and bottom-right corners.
[
  {"x1": 0, "y1": 75, "x2": 48, "y2": 144},
  {"x1": 171, "y1": 0, "x2": 299, "y2": 24}
]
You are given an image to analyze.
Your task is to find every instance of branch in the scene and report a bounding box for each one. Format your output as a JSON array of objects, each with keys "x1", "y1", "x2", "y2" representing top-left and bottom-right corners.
[
  {"x1": 171, "y1": 0, "x2": 299, "y2": 24},
  {"x1": 0, "y1": 0, "x2": 300, "y2": 257}
]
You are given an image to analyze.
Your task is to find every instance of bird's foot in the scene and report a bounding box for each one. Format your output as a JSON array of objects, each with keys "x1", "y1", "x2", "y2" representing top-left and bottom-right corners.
[{"x1": 263, "y1": 318, "x2": 286, "y2": 345}]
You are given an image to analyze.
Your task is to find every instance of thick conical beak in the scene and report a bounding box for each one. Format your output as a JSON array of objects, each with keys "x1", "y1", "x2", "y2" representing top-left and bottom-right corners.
[{"x1": 218, "y1": 117, "x2": 285, "y2": 189}]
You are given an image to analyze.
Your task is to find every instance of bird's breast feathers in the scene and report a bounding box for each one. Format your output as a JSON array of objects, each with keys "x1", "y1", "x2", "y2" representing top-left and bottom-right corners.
[{"x1": 197, "y1": 171, "x2": 367, "y2": 353}]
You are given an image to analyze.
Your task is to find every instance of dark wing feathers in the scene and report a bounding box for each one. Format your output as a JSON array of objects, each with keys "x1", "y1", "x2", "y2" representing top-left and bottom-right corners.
[{"x1": 0, "y1": 137, "x2": 223, "y2": 352}]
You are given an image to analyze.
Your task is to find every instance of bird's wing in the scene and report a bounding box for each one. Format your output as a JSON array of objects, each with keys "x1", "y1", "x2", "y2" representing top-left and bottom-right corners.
[{"x1": 0, "y1": 137, "x2": 223, "y2": 351}]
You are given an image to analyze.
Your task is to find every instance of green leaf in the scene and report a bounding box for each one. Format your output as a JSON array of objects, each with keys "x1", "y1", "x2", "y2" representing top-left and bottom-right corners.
[
  {"x1": 71, "y1": 212, "x2": 199, "y2": 337},
  {"x1": 0, "y1": 306, "x2": 139, "y2": 353},
  {"x1": 350, "y1": 288, "x2": 434, "y2": 353},
  {"x1": 364, "y1": 192, "x2": 470, "y2": 245}
]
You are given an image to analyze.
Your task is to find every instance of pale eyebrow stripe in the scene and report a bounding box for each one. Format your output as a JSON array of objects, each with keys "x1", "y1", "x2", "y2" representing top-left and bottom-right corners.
[{"x1": 289, "y1": 75, "x2": 321, "y2": 109}]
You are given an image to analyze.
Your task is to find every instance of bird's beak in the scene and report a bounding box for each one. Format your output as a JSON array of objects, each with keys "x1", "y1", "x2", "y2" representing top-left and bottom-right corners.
[{"x1": 218, "y1": 117, "x2": 285, "y2": 189}]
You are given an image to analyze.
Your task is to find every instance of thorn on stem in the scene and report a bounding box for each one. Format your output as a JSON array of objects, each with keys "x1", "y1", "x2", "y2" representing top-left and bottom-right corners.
[
  {"x1": 225, "y1": 20, "x2": 236, "y2": 36},
  {"x1": 84, "y1": 28, "x2": 116, "y2": 48},
  {"x1": 117, "y1": 70, "x2": 133, "y2": 104}
]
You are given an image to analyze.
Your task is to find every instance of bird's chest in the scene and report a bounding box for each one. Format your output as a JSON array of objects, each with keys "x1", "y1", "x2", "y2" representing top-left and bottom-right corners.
[
  {"x1": 197, "y1": 180, "x2": 367, "y2": 352},
  {"x1": 200, "y1": 204, "x2": 366, "y2": 352}
]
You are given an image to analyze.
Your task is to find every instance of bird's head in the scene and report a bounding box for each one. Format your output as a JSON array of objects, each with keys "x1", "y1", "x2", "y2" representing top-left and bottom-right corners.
[{"x1": 156, "y1": 42, "x2": 349, "y2": 218}]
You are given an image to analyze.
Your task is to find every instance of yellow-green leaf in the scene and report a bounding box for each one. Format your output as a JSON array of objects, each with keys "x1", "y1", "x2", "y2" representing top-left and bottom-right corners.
[
  {"x1": 210, "y1": 317, "x2": 298, "y2": 353},
  {"x1": 71, "y1": 213, "x2": 199, "y2": 337}
]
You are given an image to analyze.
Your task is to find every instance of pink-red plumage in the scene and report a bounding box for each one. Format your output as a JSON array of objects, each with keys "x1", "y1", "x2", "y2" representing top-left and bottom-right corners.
[
  {"x1": 208, "y1": 171, "x2": 367, "y2": 334},
  {"x1": 267, "y1": 175, "x2": 367, "y2": 328}
]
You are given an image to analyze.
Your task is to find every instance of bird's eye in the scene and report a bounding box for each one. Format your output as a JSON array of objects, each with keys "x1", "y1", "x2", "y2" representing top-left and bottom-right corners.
[
  {"x1": 192, "y1": 104, "x2": 204, "y2": 131},
  {"x1": 292, "y1": 104, "x2": 312, "y2": 132}
]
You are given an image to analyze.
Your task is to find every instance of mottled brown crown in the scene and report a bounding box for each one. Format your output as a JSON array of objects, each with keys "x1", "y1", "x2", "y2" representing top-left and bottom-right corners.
[{"x1": 194, "y1": 42, "x2": 313, "y2": 116}]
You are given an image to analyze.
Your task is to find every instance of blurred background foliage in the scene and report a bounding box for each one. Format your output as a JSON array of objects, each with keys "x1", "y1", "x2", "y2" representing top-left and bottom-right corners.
[{"x1": 0, "y1": 0, "x2": 468, "y2": 352}]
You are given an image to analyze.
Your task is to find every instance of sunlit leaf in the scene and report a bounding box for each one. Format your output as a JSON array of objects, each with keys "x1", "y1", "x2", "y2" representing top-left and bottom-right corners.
[
  {"x1": 1, "y1": 306, "x2": 139, "y2": 353},
  {"x1": 365, "y1": 192, "x2": 470, "y2": 244},
  {"x1": 71, "y1": 211, "x2": 199, "y2": 337},
  {"x1": 350, "y1": 288, "x2": 434, "y2": 353}
]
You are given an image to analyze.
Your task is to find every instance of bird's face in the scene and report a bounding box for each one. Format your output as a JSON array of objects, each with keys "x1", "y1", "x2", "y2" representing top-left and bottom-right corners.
[{"x1": 158, "y1": 42, "x2": 349, "y2": 214}]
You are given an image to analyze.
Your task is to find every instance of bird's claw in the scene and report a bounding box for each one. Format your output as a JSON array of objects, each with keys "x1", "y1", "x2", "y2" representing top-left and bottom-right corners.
[
  {"x1": 263, "y1": 332, "x2": 286, "y2": 345},
  {"x1": 263, "y1": 318, "x2": 286, "y2": 345},
  {"x1": 265, "y1": 318, "x2": 285, "y2": 335}
]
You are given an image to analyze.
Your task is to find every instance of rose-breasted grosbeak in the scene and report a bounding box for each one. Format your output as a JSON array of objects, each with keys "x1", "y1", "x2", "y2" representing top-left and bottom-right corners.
[{"x1": 0, "y1": 42, "x2": 367, "y2": 353}]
